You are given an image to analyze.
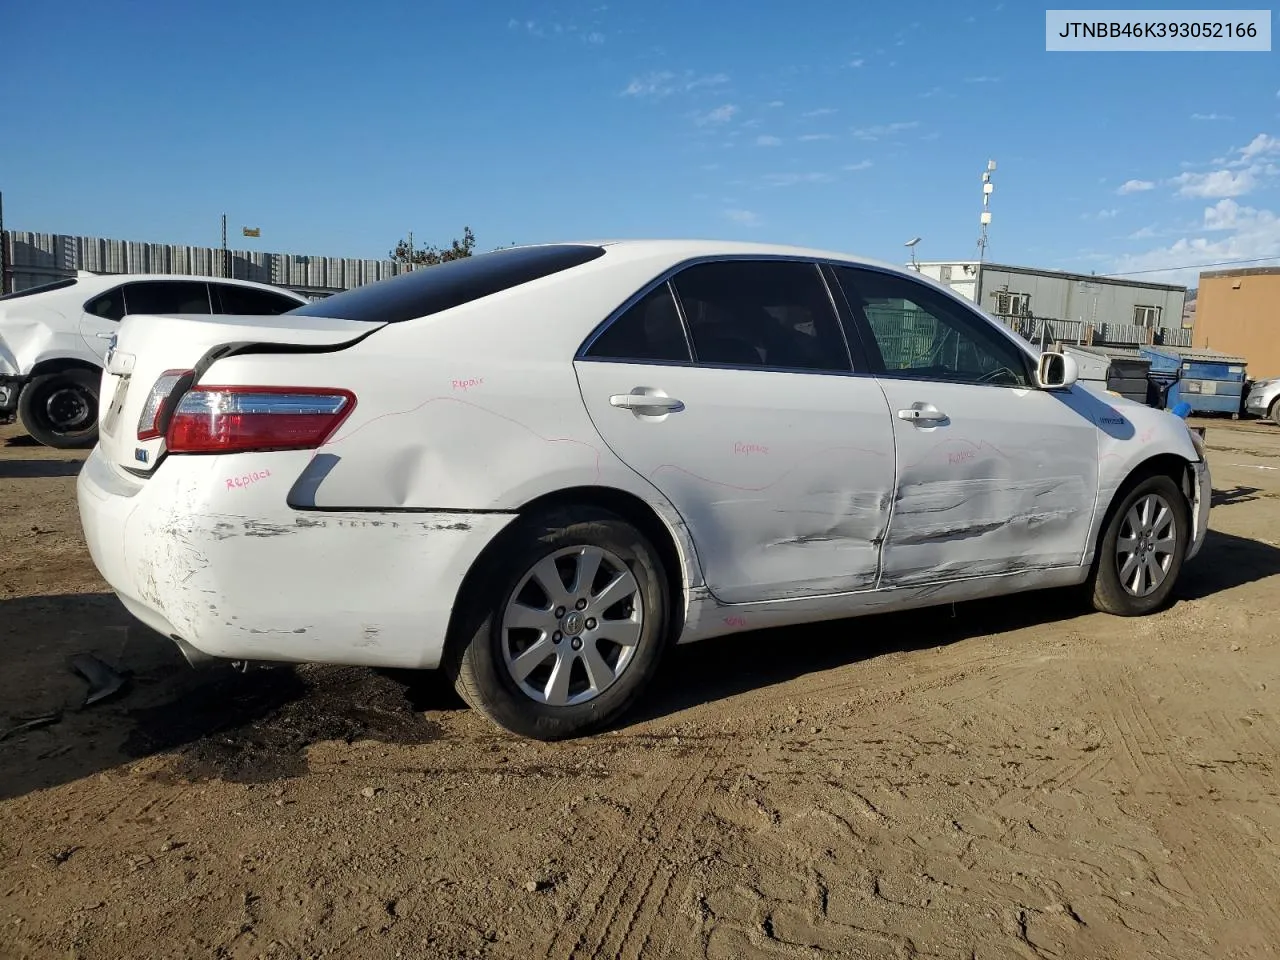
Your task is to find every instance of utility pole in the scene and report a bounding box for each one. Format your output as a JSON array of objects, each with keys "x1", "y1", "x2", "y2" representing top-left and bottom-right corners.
[
  {"x1": 221, "y1": 213, "x2": 230, "y2": 279},
  {"x1": 0, "y1": 190, "x2": 8, "y2": 295},
  {"x1": 407, "y1": 230, "x2": 414, "y2": 271}
]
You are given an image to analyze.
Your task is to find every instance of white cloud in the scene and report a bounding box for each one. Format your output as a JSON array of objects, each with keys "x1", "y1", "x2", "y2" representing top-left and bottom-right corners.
[
  {"x1": 849, "y1": 58, "x2": 865, "y2": 67},
  {"x1": 965, "y1": 75, "x2": 1000, "y2": 83},
  {"x1": 621, "y1": 71, "x2": 729, "y2": 98},
  {"x1": 1239, "y1": 133, "x2": 1280, "y2": 161},
  {"x1": 585, "y1": 31, "x2": 605, "y2": 44},
  {"x1": 843, "y1": 160, "x2": 873, "y2": 171},
  {"x1": 851, "y1": 121, "x2": 918, "y2": 140},
  {"x1": 756, "y1": 134, "x2": 783, "y2": 146},
  {"x1": 1170, "y1": 168, "x2": 1258, "y2": 198},
  {"x1": 724, "y1": 208, "x2": 761, "y2": 226},
  {"x1": 1128, "y1": 225, "x2": 1157, "y2": 240},
  {"x1": 695, "y1": 104, "x2": 738, "y2": 125},
  {"x1": 1191, "y1": 113, "x2": 1233, "y2": 121},
  {"x1": 1108, "y1": 198, "x2": 1280, "y2": 285},
  {"x1": 801, "y1": 107, "x2": 838, "y2": 118},
  {"x1": 700, "y1": 163, "x2": 720, "y2": 171},
  {"x1": 761, "y1": 172, "x2": 835, "y2": 186},
  {"x1": 1083, "y1": 209, "x2": 1119, "y2": 220},
  {"x1": 1116, "y1": 179, "x2": 1156, "y2": 194},
  {"x1": 799, "y1": 133, "x2": 834, "y2": 141},
  {"x1": 766, "y1": 100, "x2": 785, "y2": 108}
]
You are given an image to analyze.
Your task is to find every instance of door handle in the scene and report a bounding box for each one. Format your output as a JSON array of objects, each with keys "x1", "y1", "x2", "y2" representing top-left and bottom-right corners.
[
  {"x1": 897, "y1": 403, "x2": 948, "y2": 424},
  {"x1": 609, "y1": 390, "x2": 684, "y2": 414}
]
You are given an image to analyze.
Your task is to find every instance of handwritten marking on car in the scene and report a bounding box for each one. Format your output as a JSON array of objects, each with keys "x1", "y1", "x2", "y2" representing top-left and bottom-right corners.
[
  {"x1": 947, "y1": 450, "x2": 976, "y2": 466},
  {"x1": 225, "y1": 469, "x2": 272, "y2": 490},
  {"x1": 451, "y1": 377, "x2": 484, "y2": 391},
  {"x1": 733, "y1": 442, "x2": 769, "y2": 456},
  {"x1": 723, "y1": 616, "x2": 749, "y2": 628}
]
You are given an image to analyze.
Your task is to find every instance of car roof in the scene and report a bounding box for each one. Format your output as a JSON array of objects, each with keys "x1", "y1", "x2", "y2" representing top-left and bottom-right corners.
[{"x1": 573, "y1": 238, "x2": 907, "y2": 273}]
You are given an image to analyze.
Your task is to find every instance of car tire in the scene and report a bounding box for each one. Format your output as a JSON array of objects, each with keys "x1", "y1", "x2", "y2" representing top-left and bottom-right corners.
[
  {"x1": 1269, "y1": 397, "x2": 1280, "y2": 425},
  {"x1": 1088, "y1": 473, "x2": 1190, "y2": 617},
  {"x1": 18, "y1": 369, "x2": 100, "y2": 449},
  {"x1": 446, "y1": 506, "x2": 671, "y2": 740}
]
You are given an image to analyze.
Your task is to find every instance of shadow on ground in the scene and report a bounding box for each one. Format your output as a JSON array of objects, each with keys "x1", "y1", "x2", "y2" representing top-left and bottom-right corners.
[
  {"x1": 0, "y1": 459, "x2": 85, "y2": 479},
  {"x1": 2, "y1": 433, "x2": 39, "y2": 448},
  {"x1": 3, "y1": 529, "x2": 1277, "y2": 799},
  {"x1": 0, "y1": 593, "x2": 442, "y2": 802}
]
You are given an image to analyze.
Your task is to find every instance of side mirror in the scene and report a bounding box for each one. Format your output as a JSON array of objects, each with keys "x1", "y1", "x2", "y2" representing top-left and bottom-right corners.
[{"x1": 1036, "y1": 351, "x2": 1078, "y2": 390}]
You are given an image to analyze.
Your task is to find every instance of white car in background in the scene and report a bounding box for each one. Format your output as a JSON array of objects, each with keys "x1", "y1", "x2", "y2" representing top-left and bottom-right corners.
[
  {"x1": 1244, "y1": 376, "x2": 1280, "y2": 422},
  {"x1": 0, "y1": 274, "x2": 307, "y2": 447},
  {"x1": 76, "y1": 240, "x2": 1211, "y2": 740}
]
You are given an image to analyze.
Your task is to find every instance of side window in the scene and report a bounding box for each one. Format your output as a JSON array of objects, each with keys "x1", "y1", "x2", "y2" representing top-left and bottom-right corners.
[
  {"x1": 583, "y1": 283, "x2": 692, "y2": 363},
  {"x1": 84, "y1": 288, "x2": 126, "y2": 322},
  {"x1": 214, "y1": 283, "x2": 303, "y2": 315},
  {"x1": 121, "y1": 281, "x2": 212, "y2": 316},
  {"x1": 833, "y1": 266, "x2": 1030, "y2": 387},
  {"x1": 671, "y1": 260, "x2": 851, "y2": 372}
]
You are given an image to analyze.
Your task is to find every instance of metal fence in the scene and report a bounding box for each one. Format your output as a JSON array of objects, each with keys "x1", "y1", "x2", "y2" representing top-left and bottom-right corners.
[{"x1": 1, "y1": 230, "x2": 418, "y2": 297}]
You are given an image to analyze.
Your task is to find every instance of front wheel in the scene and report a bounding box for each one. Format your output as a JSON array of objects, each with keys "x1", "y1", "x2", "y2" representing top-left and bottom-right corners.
[
  {"x1": 18, "y1": 369, "x2": 100, "y2": 448},
  {"x1": 1088, "y1": 474, "x2": 1190, "y2": 616},
  {"x1": 446, "y1": 506, "x2": 671, "y2": 740},
  {"x1": 1268, "y1": 397, "x2": 1280, "y2": 425}
]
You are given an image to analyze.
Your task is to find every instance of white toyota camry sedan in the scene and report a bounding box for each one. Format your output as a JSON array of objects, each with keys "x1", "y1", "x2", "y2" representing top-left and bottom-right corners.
[{"x1": 77, "y1": 240, "x2": 1211, "y2": 739}]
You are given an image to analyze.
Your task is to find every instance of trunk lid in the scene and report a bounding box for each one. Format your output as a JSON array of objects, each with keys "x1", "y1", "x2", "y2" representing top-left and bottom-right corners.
[{"x1": 98, "y1": 312, "x2": 381, "y2": 473}]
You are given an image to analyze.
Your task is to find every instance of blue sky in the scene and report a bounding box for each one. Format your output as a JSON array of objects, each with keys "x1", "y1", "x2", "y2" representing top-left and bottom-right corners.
[{"x1": 4, "y1": 2, "x2": 1278, "y2": 285}]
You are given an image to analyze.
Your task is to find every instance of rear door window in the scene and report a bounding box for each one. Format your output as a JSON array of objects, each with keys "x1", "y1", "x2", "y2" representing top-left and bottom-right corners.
[
  {"x1": 582, "y1": 283, "x2": 692, "y2": 363},
  {"x1": 671, "y1": 260, "x2": 853, "y2": 372},
  {"x1": 213, "y1": 283, "x2": 303, "y2": 315},
  {"x1": 85, "y1": 287, "x2": 126, "y2": 321},
  {"x1": 122, "y1": 281, "x2": 212, "y2": 315}
]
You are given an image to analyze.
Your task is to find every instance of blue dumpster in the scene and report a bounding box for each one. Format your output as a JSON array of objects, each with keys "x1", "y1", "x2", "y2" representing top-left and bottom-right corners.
[{"x1": 1139, "y1": 345, "x2": 1247, "y2": 416}]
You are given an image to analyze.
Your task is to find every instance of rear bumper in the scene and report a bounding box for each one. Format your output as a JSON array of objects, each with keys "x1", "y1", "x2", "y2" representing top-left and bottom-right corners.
[
  {"x1": 0, "y1": 374, "x2": 21, "y2": 422},
  {"x1": 75, "y1": 446, "x2": 517, "y2": 669}
]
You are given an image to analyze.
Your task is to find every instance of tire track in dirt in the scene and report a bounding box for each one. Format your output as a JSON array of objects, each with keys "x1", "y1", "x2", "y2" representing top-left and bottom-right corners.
[
  {"x1": 544, "y1": 738, "x2": 730, "y2": 960},
  {"x1": 1093, "y1": 656, "x2": 1280, "y2": 946}
]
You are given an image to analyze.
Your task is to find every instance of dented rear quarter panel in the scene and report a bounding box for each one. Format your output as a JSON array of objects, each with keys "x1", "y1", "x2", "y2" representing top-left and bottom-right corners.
[{"x1": 85, "y1": 448, "x2": 517, "y2": 668}]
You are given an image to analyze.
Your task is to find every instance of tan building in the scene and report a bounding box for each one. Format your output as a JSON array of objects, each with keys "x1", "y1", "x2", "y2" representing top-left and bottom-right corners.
[{"x1": 1193, "y1": 267, "x2": 1280, "y2": 379}]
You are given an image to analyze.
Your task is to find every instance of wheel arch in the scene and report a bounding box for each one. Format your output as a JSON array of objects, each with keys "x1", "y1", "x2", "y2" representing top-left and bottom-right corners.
[
  {"x1": 1088, "y1": 452, "x2": 1196, "y2": 568},
  {"x1": 26, "y1": 357, "x2": 102, "y2": 380},
  {"x1": 443, "y1": 484, "x2": 694, "y2": 664}
]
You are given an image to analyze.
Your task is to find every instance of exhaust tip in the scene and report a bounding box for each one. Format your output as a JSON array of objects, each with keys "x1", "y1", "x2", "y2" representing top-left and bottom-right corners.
[{"x1": 170, "y1": 634, "x2": 217, "y2": 669}]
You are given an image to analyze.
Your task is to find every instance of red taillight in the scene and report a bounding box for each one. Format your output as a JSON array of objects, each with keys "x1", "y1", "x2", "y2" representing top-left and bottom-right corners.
[
  {"x1": 137, "y1": 369, "x2": 194, "y2": 440},
  {"x1": 164, "y1": 386, "x2": 356, "y2": 454}
]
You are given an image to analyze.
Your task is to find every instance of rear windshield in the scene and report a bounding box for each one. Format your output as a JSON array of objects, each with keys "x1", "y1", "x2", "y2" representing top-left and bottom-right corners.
[
  {"x1": 0, "y1": 277, "x2": 78, "y2": 300},
  {"x1": 287, "y1": 244, "x2": 606, "y2": 323}
]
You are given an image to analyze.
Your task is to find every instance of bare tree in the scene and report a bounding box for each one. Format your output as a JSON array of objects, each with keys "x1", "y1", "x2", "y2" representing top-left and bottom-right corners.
[{"x1": 390, "y1": 226, "x2": 476, "y2": 265}]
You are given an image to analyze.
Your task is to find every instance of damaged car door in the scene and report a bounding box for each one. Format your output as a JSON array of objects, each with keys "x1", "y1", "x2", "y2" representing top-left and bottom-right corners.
[
  {"x1": 829, "y1": 264, "x2": 1099, "y2": 588},
  {"x1": 574, "y1": 258, "x2": 898, "y2": 604}
]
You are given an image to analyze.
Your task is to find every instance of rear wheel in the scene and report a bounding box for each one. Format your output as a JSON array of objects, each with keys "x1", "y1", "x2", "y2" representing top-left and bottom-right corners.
[
  {"x1": 18, "y1": 369, "x2": 100, "y2": 448},
  {"x1": 446, "y1": 506, "x2": 670, "y2": 740},
  {"x1": 1088, "y1": 474, "x2": 1189, "y2": 616},
  {"x1": 1269, "y1": 397, "x2": 1280, "y2": 425}
]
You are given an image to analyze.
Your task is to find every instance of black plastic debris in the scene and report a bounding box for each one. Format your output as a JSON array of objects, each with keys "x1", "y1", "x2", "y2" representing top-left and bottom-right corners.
[
  {"x1": 0, "y1": 712, "x2": 62, "y2": 741},
  {"x1": 70, "y1": 653, "x2": 127, "y2": 707}
]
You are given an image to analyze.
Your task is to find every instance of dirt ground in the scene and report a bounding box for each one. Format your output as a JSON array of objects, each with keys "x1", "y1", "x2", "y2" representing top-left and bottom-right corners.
[{"x1": 2, "y1": 417, "x2": 1279, "y2": 960}]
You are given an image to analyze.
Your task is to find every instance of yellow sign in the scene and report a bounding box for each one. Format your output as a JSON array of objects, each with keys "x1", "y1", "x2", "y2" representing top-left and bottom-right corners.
[{"x1": 242, "y1": 227, "x2": 261, "y2": 238}]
